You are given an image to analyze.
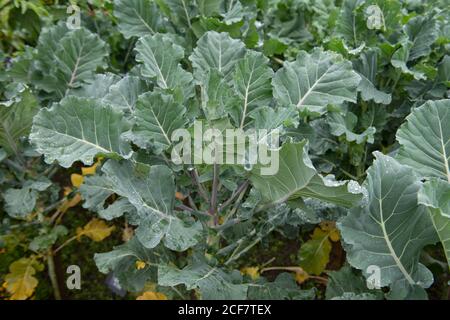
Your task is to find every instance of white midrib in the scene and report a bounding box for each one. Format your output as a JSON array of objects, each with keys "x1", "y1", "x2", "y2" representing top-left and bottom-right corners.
[
  {"x1": 296, "y1": 66, "x2": 330, "y2": 108},
  {"x1": 150, "y1": 107, "x2": 171, "y2": 145},
  {"x1": 239, "y1": 65, "x2": 255, "y2": 129},
  {"x1": 133, "y1": 8, "x2": 155, "y2": 34},
  {"x1": 437, "y1": 117, "x2": 450, "y2": 183},
  {"x1": 146, "y1": 46, "x2": 168, "y2": 88},
  {"x1": 50, "y1": 130, "x2": 111, "y2": 154},
  {"x1": 181, "y1": 0, "x2": 191, "y2": 28},
  {"x1": 379, "y1": 199, "x2": 415, "y2": 284}
]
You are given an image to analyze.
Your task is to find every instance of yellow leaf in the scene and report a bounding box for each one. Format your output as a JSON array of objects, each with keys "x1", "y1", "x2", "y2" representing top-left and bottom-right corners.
[
  {"x1": 240, "y1": 267, "x2": 260, "y2": 280},
  {"x1": 136, "y1": 291, "x2": 167, "y2": 300},
  {"x1": 58, "y1": 193, "x2": 82, "y2": 214},
  {"x1": 3, "y1": 257, "x2": 43, "y2": 300},
  {"x1": 319, "y1": 221, "x2": 340, "y2": 242},
  {"x1": 135, "y1": 260, "x2": 146, "y2": 270},
  {"x1": 328, "y1": 229, "x2": 340, "y2": 242},
  {"x1": 175, "y1": 192, "x2": 186, "y2": 200},
  {"x1": 298, "y1": 227, "x2": 332, "y2": 275},
  {"x1": 81, "y1": 161, "x2": 100, "y2": 176},
  {"x1": 294, "y1": 269, "x2": 310, "y2": 284},
  {"x1": 71, "y1": 174, "x2": 84, "y2": 188},
  {"x1": 76, "y1": 218, "x2": 115, "y2": 242}
]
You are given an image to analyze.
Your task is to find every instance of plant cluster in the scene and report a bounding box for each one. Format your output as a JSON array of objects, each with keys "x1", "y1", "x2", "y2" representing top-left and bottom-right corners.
[{"x1": 0, "y1": 0, "x2": 449, "y2": 300}]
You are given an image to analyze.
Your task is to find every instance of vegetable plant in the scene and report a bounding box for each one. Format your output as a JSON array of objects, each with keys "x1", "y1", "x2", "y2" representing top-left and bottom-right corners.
[{"x1": 0, "y1": 0, "x2": 449, "y2": 300}]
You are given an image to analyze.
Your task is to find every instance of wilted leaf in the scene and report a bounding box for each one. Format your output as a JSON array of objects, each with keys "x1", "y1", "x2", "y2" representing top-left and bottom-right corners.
[
  {"x1": 137, "y1": 291, "x2": 168, "y2": 300},
  {"x1": 76, "y1": 218, "x2": 115, "y2": 242},
  {"x1": 3, "y1": 257, "x2": 43, "y2": 300}
]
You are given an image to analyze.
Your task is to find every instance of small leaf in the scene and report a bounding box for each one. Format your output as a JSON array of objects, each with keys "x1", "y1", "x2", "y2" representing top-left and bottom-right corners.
[
  {"x1": 135, "y1": 260, "x2": 147, "y2": 270},
  {"x1": 76, "y1": 218, "x2": 115, "y2": 242},
  {"x1": 71, "y1": 174, "x2": 84, "y2": 188},
  {"x1": 240, "y1": 267, "x2": 260, "y2": 280},
  {"x1": 3, "y1": 257, "x2": 43, "y2": 300},
  {"x1": 299, "y1": 227, "x2": 332, "y2": 275},
  {"x1": 136, "y1": 291, "x2": 168, "y2": 300}
]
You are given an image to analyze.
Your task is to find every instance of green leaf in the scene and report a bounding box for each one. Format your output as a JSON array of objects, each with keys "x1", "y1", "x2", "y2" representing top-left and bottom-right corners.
[
  {"x1": 391, "y1": 43, "x2": 426, "y2": 80},
  {"x1": 94, "y1": 160, "x2": 202, "y2": 251},
  {"x1": 418, "y1": 178, "x2": 450, "y2": 270},
  {"x1": 339, "y1": 152, "x2": 437, "y2": 288},
  {"x1": 231, "y1": 50, "x2": 273, "y2": 128},
  {"x1": 113, "y1": 0, "x2": 165, "y2": 39},
  {"x1": 95, "y1": 237, "x2": 167, "y2": 292},
  {"x1": 159, "y1": 258, "x2": 248, "y2": 299},
  {"x1": 30, "y1": 96, "x2": 132, "y2": 168},
  {"x1": 353, "y1": 50, "x2": 391, "y2": 105},
  {"x1": 328, "y1": 111, "x2": 376, "y2": 144},
  {"x1": 250, "y1": 141, "x2": 364, "y2": 208},
  {"x1": 71, "y1": 73, "x2": 120, "y2": 100},
  {"x1": 404, "y1": 14, "x2": 439, "y2": 61},
  {"x1": 3, "y1": 179, "x2": 52, "y2": 219},
  {"x1": 163, "y1": 0, "x2": 196, "y2": 30},
  {"x1": 103, "y1": 75, "x2": 150, "y2": 114},
  {"x1": 272, "y1": 48, "x2": 361, "y2": 116},
  {"x1": 335, "y1": 0, "x2": 367, "y2": 47},
  {"x1": 299, "y1": 228, "x2": 332, "y2": 275},
  {"x1": 130, "y1": 92, "x2": 187, "y2": 153},
  {"x1": 135, "y1": 34, "x2": 193, "y2": 97},
  {"x1": 29, "y1": 226, "x2": 68, "y2": 252},
  {"x1": 247, "y1": 273, "x2": 315, "y2": 300},
  {"x1": 190, "y1": 31, "x2": 246, "y2": 81},
  {"x1": 396, "y1": 99, "x2": 450, "y2": 182},
  {"x1": 35, "y1": 23, "x2": 69, "y2": 71},
  {"x1": 38, "y1": 28, "x2": 109, "y2": 98},
  {"x1": 201, "y1": 68, "x2": 234, "y2": 121},
  {"x1": 0, "y1": 89, "x2": 38, "y2": 156},
  {"x1": 326, "y1": 265, "x2": 383, "y2": 299}
]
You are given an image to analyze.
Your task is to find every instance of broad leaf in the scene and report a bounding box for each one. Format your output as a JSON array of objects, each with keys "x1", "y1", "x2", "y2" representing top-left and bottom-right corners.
[
  {"x1": 232, "y1": 50, "x2": 273, "y2": 128},
  {"x1": 190, "y1": 31, "x2": 246, "y2": 80},
  {"x1": 272, "y1": 48, "x2": 361, "y2": 115},
  {"x1": 396, "y1": 99, "x2": 450, "y2": 182},
  {"x1": 326, "y1": 265, "x2": 383, "y2": 299},
  {"x1": 418, "y1": 178, "x2": 450, "y2": 269},
  {"x1": 39, "y1": 28, "x2": 109, "y2": 98},
  {"x1": 404, "y1": 14, "x2": 439, "y2": 61},
  {"x1": 159, "y1": 259, "x2": 248, "y2": 299},
  {"x1": 3, "y1": 257, "x2": 44, "y2": 300},
  {"x1": 114, "y1": 0, "x2": 165, "y2": 39},
  {"x1": 95, "y1": 237, "x2": 166, "y2": 292},
  {"x1": 130, "y1": 92, "x2": 187, "y2": 153},
  {"x1": 250, "y1": 140, "x2": 364, "y2": 208},
  {"x1": 30, "y1": 96, "x2": 132, "y2": 168},
  {"x1": 0, "y1": 89, "x2": 38, "y2": 156},
  {"x1": 247, "y1": 273, "x2": 315, "y2": 300},
  {"x1": 3, "y1": 179, "x2": 51, "y2": 219},
  {"x1": 90, "y1": 160, "x2": 202, "y2": 251},
  {"x1": 135, "y1": 34, "x2": 193, "y2": 96},
  {"x1": 339, "y1": 152, "x2": 437, "y2": 288},
  {"x1": 328, "y1": 111, "x2": 376, "y2": 144},
  {"x1": 353, "y1": 50, "x2": 391, "y2": 104}
]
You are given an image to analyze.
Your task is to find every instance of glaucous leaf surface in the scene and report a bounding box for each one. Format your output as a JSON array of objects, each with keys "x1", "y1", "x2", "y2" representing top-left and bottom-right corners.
[
  {"x1": 30, "y1": 96, "x2": 132, "y2": 168},
  {"x1": 272, "y1": 48, "x2": 361, "y2": 115},
  {"x1": 339, "y1": 152, "x2": 437, "y2": 288}
]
